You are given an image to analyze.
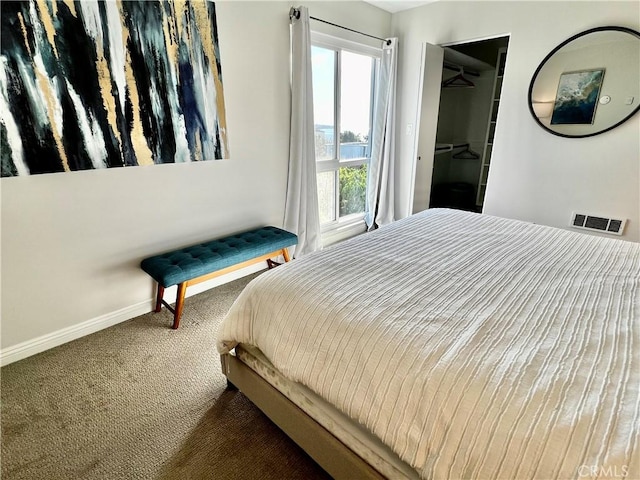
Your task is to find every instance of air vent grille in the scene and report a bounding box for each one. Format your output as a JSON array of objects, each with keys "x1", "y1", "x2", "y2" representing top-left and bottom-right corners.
[{"x1": 570, "y1": 212, "x2": 626, "y2": 236}]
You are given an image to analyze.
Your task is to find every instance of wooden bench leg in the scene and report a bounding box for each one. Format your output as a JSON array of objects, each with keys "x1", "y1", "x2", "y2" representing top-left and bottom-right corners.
[
  {"x1": 267, "y1": 248, "x2": 292, "y2": 269},
  {"x1": 155, "y1": 284, "x2": 164, "y2": 312},
  {"x1": 150, "y1": 247, "x2": 294, "y2": 329},
  {"x1": 173, "y1": 282, "x2": 187, "y2": 329}
]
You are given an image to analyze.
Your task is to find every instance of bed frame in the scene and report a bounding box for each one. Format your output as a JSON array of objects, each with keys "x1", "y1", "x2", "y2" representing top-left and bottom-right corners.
[{"x1": 220, "y1": 352, "x2": 385, "y2": 479}]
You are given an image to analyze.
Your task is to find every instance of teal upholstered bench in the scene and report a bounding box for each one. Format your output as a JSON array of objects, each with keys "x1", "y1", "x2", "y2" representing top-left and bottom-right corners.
[{"x1": 141, "y1": 226, "x2": 297, "y2": 329}]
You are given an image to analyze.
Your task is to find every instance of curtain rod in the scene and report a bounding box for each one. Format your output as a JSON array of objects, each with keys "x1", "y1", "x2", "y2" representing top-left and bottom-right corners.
[{"x1": 289, "y1": 7, "x2": 391, "y2": 46}]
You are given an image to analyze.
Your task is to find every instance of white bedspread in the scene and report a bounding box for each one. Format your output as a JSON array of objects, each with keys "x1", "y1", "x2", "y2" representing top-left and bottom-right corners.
[{"x1": 217, "y1": 209, "x2": 639, "y2": 480}]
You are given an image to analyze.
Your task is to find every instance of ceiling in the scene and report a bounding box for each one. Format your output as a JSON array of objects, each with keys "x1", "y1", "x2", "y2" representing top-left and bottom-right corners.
[{"x1": 363, "y1": 1, "x2": 436, "y2": 13}]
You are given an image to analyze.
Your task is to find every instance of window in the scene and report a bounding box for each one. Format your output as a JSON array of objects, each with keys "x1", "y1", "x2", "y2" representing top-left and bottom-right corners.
[{"x1": 311, "y1": 33, "x2": 381, "y2": 230}]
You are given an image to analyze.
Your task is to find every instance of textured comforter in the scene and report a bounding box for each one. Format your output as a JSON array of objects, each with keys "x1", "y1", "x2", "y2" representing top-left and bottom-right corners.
[{"x1": 217, "y1": 209, "x2": 639, "y2": 480}]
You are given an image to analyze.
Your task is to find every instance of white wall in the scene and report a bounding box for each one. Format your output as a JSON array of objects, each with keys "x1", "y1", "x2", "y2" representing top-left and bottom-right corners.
[
  {"x1": 393, "y1": 1, "x2": 640, "y2": 241},
  {"x1": 0, "y1": 1, "x2": 391, "y2": 362}
]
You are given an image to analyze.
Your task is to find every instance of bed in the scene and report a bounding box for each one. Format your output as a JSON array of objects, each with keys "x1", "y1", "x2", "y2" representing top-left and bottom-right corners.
[{"x1": 216, "y1": 208, "x2": 639, "y2": 480}]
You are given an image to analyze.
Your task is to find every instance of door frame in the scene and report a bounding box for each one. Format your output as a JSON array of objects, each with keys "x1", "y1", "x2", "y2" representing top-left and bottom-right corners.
[{"x1": 408, "y1": 33, "x2": 511, "y2": 216}]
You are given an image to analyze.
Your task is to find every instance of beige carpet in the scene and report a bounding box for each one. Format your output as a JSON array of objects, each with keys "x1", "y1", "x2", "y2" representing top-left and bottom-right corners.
[{"x1": 1, "y1": 273, "x2": 331, "y2": 480}]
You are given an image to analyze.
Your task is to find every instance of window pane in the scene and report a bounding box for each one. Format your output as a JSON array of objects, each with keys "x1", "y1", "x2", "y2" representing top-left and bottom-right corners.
[
  {"x1": 339, "y1": 164, "x2": 367, "y2": 217},
  {"x1": 317, "y1": 170, "x2": 337, "y2": 224},
  {"x1": 311, "y1": 46, "x2": 336, "y2": 160},
  {"x1": 340, "y1": 52, "x2": 373, "y2": 160}
]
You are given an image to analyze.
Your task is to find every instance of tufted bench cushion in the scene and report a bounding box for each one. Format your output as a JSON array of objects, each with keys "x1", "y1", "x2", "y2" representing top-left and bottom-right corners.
[{"x1": 141, "y1": 226, "x2": 297, "y2": 329}]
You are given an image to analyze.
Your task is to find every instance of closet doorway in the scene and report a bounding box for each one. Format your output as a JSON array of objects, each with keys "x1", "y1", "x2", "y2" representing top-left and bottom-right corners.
[{"x1": 412, "y1": 36, "x2": 509, "y2": 214}]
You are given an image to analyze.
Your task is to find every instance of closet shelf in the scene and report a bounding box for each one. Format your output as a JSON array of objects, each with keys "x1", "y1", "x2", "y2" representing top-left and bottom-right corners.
[
  {"x1": 443, "y1": 48, "x2": 494, "y2": 73},
  {"x1": 476, "y1": 46, "x2": 507, "y2": 208},
  {"x1": 435, "y1": 143, "x2": 453, "y2": 154},
  {"x1": 435, "y1": 143, "x2": 481, "y2": 159}
]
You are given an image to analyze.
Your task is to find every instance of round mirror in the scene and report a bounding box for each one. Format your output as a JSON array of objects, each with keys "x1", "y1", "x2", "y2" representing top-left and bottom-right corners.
[{"x1": 528, "y1": 26, "x2": 640, "y2": 138}]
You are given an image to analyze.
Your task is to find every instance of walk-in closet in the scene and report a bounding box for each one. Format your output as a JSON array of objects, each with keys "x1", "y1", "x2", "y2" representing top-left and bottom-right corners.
[{"x1": 413, "y1": 36, "x2": 509, "y2": 213}]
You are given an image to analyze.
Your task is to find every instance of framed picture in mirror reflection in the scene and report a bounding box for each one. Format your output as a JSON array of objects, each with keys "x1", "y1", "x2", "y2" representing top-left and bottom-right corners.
[{"x1": 550, "y1": 69, "x2": 605, "y2": 125}]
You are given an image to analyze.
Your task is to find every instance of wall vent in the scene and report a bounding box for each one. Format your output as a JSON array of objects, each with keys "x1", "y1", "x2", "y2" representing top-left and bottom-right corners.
[{"x1": 570, "y1": 212, "x2": 626, "y2": 236}]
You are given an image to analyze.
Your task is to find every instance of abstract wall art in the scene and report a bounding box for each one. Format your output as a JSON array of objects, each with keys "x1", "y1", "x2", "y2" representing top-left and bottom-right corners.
[
  {"x1": 1, "y1": 0, "x2": 228, "y2": 177},
  {"x1": 550, "y1": 69, "x2": 605, "y2": 125}
]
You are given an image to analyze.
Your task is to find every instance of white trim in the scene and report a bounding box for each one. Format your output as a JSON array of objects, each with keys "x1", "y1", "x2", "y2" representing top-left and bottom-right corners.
[
  {"x1": 311, "y1": 31, "x2": 382, "y2": 58},
  {"x1": 322, "y1": 219, "x2": 367, "y2": 247},
  {"x1": 440, "y1": 32, "x2": 511, "y2": 48},
  {"x1": 0, "y1": 262, "x2": 266, "y2": 366},
  {"x1": 0, "y1": 300, "x2": 152, "y2": 367},
  {"x1": 407, "y1": 42, "x2": 428, "y2": 217}
]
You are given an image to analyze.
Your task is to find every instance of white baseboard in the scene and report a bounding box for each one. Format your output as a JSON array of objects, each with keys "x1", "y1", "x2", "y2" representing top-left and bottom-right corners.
[
  {"x1": 0, "y1": 263, "x2": 266, "y2": 367},
  {"x1": 0, "y1": 300, "x2": 153, "y2": 367}
]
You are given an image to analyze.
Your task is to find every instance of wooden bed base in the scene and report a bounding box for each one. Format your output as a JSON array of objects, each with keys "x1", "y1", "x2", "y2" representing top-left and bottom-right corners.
[{"x1": 220, "y1": 353, "x2": 385, "y2": 480}]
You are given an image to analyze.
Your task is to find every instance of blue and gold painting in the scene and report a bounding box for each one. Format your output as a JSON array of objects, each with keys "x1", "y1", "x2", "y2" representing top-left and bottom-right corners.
[
  {"x1": 1, "y1": 0, "x2": 228, "y2": 177},
  {"x1": 550, "y1": 69, "x2": 605, "y2": 125}
]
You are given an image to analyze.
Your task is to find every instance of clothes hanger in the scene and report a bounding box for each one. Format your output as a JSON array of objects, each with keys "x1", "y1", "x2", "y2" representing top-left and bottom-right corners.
[{"x1": 442, "y1": 67, "x2": 475, "y2": 88}]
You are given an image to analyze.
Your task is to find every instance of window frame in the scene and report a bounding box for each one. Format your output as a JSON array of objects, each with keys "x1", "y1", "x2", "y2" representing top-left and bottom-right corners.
[{"x1": 311, "y1": 32, "x2": 382, "y2": 234}]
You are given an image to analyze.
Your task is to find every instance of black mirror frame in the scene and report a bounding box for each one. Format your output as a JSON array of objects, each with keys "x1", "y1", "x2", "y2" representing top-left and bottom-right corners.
[{"x1": 528, "y1": 26, "x2": 640, "y2": 138}]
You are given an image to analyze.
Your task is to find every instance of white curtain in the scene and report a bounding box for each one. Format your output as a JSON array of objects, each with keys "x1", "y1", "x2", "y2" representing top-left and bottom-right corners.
[
  {"x1": 284, "y1": 6, "x2": 321, "y2": 258},
  {"x1": 365, "y1": 38, "x2": 398, "y2": 230}
]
